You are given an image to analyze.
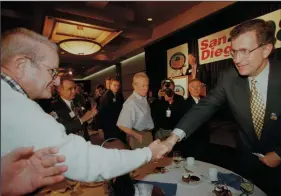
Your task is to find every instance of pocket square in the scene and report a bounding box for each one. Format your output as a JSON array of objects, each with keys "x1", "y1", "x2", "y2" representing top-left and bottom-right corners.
[{"x1": 270, "y1": 113, "x2": 278, "y2": 120}]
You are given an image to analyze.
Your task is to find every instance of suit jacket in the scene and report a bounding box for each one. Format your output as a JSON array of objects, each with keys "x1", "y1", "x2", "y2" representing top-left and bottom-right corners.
[
  {"x1": 177, "y1": 59, "x2": 281, "y2": 157},
  {"x1": 36, "y1": 95, "x2": 58, "y2": 113},
  {"x1": 184, "y1": 96, "x2": 209, "y2": 143},
  {"x1": 97, "y1": 90, "x2": 125, "y2": 139},
  {"x1": 50, "y1": 96, "x2": 90, "y2": 141}
]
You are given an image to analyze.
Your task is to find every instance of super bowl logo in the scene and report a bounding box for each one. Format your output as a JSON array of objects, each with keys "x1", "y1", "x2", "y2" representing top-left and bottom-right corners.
[
  {"x1": 169, "y1": 52, "x2": 186, "y2": 70},
  {"x1": 174, "y1": 85, "x2": 185, "y2": 97}
]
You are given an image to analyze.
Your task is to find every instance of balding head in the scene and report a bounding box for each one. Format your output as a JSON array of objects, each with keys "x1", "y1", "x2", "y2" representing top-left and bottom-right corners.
[
  {"x1": 189, "y1": 79, "x2": 202, "y2": 98},
  {"x1": 132, "y1": 72, "x2": 149, "y2": 97},
  {"x1": 188, "y1": 54, "x2": 197, "y2": 66},
  {"x1": 1, "y1": 28, "x2": 58, "y2": 66},
  {"x1": 1, "y1": 28, "x2": 60, "y2": 99}
]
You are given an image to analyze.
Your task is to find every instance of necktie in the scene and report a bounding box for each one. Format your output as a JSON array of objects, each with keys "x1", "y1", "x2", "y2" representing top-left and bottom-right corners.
[
  {"x1": 250, "y1": 79, "x2": 265, "y2": 139},
  {"x1": 70, "y1": 101, "x2": 75, "y2": 111},
  {"x1": 70, "y1": 101, "x2": 80, "y2": 117}
]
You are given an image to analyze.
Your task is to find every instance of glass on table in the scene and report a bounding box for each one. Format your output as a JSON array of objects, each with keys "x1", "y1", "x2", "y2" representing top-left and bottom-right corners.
[
  {"x1": 172, "y1": 151, "x2": 182, "y2": 168},
  {"x1": 240, "y1": 178, "x2": 254, "y2": 195}
]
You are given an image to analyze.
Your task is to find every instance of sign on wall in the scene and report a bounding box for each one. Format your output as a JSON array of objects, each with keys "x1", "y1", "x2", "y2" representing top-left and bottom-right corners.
[
  {"x1": 167, "y1": 43, "x2": 189, "y2": 78},
  {"x1": 198, "y1": 9, "x2": 281, "y2": 65},
  {"x1": 173, "y1": 76, "x2": 189, "y2": 99}
]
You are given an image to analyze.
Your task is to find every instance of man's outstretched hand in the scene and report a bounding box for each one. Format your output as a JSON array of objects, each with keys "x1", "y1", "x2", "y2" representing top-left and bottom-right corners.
[{"x1": 1, "y1": 146, "x2": 68, "y2": 196}]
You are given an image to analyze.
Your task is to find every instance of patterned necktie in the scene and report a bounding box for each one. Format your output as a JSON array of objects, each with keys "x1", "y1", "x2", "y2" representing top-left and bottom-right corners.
[
  {"x1": 70, "y1": 101, "x2": 79, "y2": 117},
  {"x1": 250, "y1": 79, "x2": 265, "y2": 139}
]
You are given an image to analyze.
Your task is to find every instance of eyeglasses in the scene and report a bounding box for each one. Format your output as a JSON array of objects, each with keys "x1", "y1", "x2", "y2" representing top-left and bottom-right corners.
[
  {"x1": 230, "y1": 44, "x2": 264, "y2": 59},
  {"x1": 24, "y1": 56, "x2": 59, "y2": 80}
]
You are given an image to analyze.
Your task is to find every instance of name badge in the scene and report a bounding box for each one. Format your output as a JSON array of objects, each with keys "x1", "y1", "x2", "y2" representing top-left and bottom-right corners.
[
  {"x1": 166, "y1": 109, "x2": 171, "y2": 117},
  {"x1": 81, "y1": 106, "x2": 85, "y2": 111},
  {"x1": 113, "y1": 98, "x2": 116, "y2": 102},
  {"x1": 69, "y1": 111, "x2": 75, "y2": 118}
]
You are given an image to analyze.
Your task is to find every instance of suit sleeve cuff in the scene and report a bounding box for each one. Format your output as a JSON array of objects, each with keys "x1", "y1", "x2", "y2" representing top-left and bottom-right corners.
[{"x1": 172, "y1": 128, "x2": 186, "y2": 141}]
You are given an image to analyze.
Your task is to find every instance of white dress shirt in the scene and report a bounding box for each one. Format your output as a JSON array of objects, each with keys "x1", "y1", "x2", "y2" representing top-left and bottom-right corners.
[
  {"x1": 117, "y1": 91, "x2": 154, "y2": 131},
  {"x1": 1, "y1": 80, "x2": 152, "y2": 182},
  {"x1": 61, "y1": 97, "x2": 84, "y2": 124},
  {"x1": 192, "y1": 96, "x2": 200, "y2": 104},
  {"x1": 172, "y1": 62, "x2": 270, "y2": 141},
  {"x1": 248, "y1": 62, "x2": 269, "y2": 106}
]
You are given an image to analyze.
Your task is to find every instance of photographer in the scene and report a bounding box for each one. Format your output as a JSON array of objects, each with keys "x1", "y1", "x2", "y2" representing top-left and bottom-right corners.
[{"x1": 152, "y1": 79, "x2": 186, "y2": 140}]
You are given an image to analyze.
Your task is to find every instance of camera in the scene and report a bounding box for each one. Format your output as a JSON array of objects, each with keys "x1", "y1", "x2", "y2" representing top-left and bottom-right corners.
[
  {"x1": 163, "y1": 80, "x2": 174, "y2": 98},
  {"x1": 164, "y1": 80, "x2": 171, "y2": 88}
]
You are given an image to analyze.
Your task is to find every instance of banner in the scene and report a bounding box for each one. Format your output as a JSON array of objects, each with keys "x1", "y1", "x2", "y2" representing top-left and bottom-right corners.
[
  {"x1": 198, "y1": 9, "x2": 281, "y2": 65},
  {"x1": 167, "y1": 43, "x2": 189, "y2": 78}
]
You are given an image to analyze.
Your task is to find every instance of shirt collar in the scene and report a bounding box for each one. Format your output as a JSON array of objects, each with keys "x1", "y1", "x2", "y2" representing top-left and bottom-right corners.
[
  {"x1": 248, "y1": 62, "x2": 270, "y2": 83},
  {"x1": 133, "y1": 91, "x2": 146, "y2": 100},
  {"x1": 61, "y1": 96, "x2": 72, "y2": 108},
  {"x1": 1, "y1": 72, "x2": 28, "y2": 97},
  {"x1": 191, "y1": 96, "x2": 200, "y2": 103}
]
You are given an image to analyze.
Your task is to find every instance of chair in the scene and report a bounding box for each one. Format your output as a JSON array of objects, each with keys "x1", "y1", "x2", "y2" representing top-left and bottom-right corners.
[
  {"x1": 101, "y1": 138, "x2": 129, "y2": 150},
  {"x1": 151, "y1": 186, "x2": 165, "y2": 196}
]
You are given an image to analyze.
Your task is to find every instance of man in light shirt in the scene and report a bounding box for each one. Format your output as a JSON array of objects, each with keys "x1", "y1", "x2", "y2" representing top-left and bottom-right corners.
[
  {"x1": 117, "y1": 72, "x2": 154, "y2": 149},
  {"x1": 1, "y1": 28, "x2": 168, "y2": 184},
  {"x1": 162, "y1": 19, "x2": 281, "y2": 195}
]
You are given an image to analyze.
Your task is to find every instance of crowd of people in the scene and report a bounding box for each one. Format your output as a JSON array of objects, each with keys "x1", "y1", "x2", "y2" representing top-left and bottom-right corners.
[{"x1": 1, "y1": 18, "x2": 280, "y2": 196}]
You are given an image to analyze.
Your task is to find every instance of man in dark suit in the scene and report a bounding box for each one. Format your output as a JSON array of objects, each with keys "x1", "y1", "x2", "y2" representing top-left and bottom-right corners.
[
  {"x1": 183, "y1": 79, "x2": 209, "y2": 158},
  {"x1": 162, "y1": 19, "x2": 281, "y2": 195},
  {"x1": 36, "y1": 85, "x2": 58, "y2": 113},
  {"x1": 98, "y1": 77, "x2": 126, "y2": 143},
  {"x1": 50, "y1": 77, "x2": 98, "y2": 141},
  {"x1": 185, "y1": 54, "x2": 208, "y2": 86}
]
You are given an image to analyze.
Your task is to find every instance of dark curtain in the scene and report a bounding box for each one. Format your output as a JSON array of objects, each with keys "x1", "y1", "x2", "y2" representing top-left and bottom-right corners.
[{"x1": 145, "y1": 2, "x2": 281, "y2": 92}]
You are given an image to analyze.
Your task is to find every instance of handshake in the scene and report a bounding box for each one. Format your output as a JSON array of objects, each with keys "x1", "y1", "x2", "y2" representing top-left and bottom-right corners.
[{"x1": 147, "y1": 133, "x2": 180, "y2": 161}]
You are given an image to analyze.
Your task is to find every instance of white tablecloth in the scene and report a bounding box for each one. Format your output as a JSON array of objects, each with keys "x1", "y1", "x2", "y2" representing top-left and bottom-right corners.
[{"x1": 139, "y1": 160, "x2": 266, "y2": 196}]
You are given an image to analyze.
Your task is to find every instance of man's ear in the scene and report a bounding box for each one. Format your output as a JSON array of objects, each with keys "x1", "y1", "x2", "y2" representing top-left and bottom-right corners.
[
  {"x1": 12, "y1": 55, "x2": 29, "y2": 79},
  {"x1": 263, "y1": 44, "x2": 273, "y2": 58}
]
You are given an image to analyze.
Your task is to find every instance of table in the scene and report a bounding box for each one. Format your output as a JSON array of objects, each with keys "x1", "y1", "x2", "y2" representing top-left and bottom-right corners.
[{"x1": 135, "y1": 158, "x2": 266, "y2": 196}]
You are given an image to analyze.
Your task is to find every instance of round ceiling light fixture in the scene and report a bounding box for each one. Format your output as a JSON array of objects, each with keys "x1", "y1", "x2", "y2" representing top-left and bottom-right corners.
[{"x1": 59, "y1": 39, "x2": 102, "y2": 55}]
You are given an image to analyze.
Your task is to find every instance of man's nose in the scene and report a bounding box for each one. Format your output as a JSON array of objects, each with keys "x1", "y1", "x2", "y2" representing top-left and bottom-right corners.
[{"x1": 233, "y1": 52, "x2": 244, "y2": 64}]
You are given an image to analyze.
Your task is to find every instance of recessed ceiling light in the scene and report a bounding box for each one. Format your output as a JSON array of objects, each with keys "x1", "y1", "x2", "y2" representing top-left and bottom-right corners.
[
  {"x1": 61, "y1": 51, "x2": 65, "y2": 54},
  {"x1": 147, "y1": 18, "x2": 153, "y2": 22}
]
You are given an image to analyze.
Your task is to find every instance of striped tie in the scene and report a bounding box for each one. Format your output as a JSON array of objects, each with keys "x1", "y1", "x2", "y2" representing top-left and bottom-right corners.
[{"x1": 250, "y1": 79, "x2": 265, "y2": 139}]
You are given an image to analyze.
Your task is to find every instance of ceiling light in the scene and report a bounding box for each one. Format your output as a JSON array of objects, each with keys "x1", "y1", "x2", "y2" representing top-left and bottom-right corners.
[
  {"x1": 58, "y1": 26, "x2": 102, "y2": 55},
  {"x1": 147, "y1": 18, "x2": 153, "y2": 22},
  {"x1": 69, "y1": 70, "x2": 73, "y2": 75}
]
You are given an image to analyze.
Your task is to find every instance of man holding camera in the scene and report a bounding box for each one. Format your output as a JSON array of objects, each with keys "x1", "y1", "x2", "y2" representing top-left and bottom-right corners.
[{"x1": 152, "y1": 79, "x2": 186, "y2": 140}]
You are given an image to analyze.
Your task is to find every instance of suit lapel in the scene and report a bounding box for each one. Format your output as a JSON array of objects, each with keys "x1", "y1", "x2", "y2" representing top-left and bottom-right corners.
[
  {"x1": 58, "y1": 97, "x2": 72, "y2": 113},
  {"x1": 234, "y1": 77, "x2": 252, "y2": 124},
  {"x1": 263, "y1": 61, "x2": 281, "y2": 129}
]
